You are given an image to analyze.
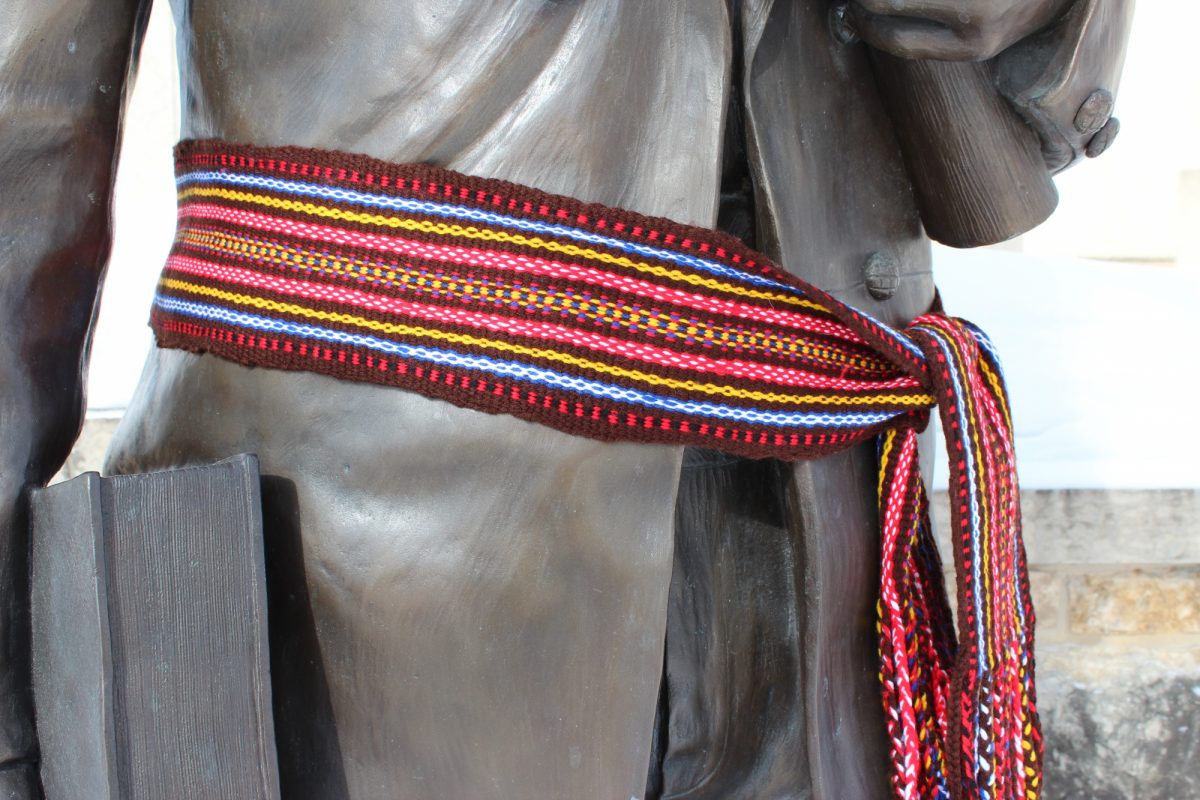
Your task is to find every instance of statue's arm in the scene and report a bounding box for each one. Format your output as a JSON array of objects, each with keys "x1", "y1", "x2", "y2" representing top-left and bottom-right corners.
[
  {"x1": 0, "y1": 0, "x2": 150, "y2": 792},
  {"x1": 850, "y1": 0, "x2": 1135, "y2": 171},
  {"x1": 993, "y1": 0, "x2": 1135, "y2": 172},
  {"x1": 843, "y1": 0, "x2": 1133, "y2": 246},
  {"x1": 848, "y1": 0, "x2": 1078, "y2": 61}
]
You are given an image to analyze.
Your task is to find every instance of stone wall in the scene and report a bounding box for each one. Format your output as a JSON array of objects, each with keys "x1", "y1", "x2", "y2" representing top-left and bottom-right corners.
[
  {"x1": 58, "y1": 418, "x2": 1200, "y2": 797},
  {"x1": 933, "y1": 491, "x2": 1200, "y2": 799}
]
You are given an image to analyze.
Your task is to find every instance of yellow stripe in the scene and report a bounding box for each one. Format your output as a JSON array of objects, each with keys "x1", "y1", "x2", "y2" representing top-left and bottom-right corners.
[
  {"x1": 179, "y1": 228, "x2": 887, "y2": 371},
  {"x1": 162, "y1": 277, "x2": 934, "y2": 409},
  {"x1": 878, "y1": 428, "x2": 898, "y2": 500},
  {"x1": 979, "y1": 358, "x2": 1013, "y2": 432},
  {"x1": 940, "y1": 327, "x2": 997, "y2": 667},
  {"x1": 180, "y1": 186, "x2": 829, "y2": 312}
]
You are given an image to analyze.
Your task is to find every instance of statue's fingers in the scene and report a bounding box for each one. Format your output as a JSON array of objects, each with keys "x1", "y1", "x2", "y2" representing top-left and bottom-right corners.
[
  {"x1": 849, "y1": 12, "x2": 981, "y2": 60},
  {"x1": 849, "y1": 0, "x2": 964, "y2": 29}
]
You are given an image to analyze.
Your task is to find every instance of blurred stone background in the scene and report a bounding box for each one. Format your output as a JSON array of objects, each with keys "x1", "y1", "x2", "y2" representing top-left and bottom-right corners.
[
  {"x1": 931, "y1": 492, "x2": 1200, "y2": 799},
  {"x1": 59, "y1": 0, "x2": 1199, "y2": 797}
]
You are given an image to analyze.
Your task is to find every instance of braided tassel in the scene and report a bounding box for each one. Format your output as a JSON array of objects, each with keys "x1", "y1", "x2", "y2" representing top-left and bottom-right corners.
[
  {"x1": 878, "y1": 315, "x2": 1041, "y2": 800},
  {"x1": 878, "y1": 427, "x2": 954, "y2": 800}
]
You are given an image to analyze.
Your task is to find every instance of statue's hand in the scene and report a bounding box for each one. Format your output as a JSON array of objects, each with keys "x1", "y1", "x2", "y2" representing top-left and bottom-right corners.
[{"x1": 848, "y1": 0, "x2": 1076, "y2": 60}]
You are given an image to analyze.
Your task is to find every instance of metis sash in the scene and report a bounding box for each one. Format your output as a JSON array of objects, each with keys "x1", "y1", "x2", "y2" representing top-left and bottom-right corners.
[{"x1": 152, "y1": 139, "x2": 1040, "y2": 800}]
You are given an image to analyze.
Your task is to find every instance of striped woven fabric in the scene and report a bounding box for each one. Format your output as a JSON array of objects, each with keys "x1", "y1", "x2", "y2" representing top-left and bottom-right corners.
[{"x1": 153, "y1": 139, "x2": 1040, "y2": 800}]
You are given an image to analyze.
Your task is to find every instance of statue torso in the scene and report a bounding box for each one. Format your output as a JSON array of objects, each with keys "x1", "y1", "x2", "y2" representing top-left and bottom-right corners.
[
  {"x1": 107, "y1": 3, "x2": 928, "y2": 795},
  {"x1": 172, "y1": 0, "x2": 731, "y2": 222}
]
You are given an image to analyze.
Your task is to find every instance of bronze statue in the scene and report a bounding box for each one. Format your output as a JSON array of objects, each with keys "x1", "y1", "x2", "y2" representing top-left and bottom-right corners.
[{"x1": 0, "y1": 0, "x2": 1131, "y2": 797}]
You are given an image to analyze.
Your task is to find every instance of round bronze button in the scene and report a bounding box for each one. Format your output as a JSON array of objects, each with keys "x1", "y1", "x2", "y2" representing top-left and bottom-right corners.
[
  {"x1": 864, "y1": 252, "x2": 900, "y2": 300},
  {"x1": 1086, "y1": 117, "x2": 1120, "y2": 158},
  {"x1": 828, "y1": 2, "x2": 861, "y2": 45},
  {"x1": 1074, "y1": 89, "x2": 1114, "y2": 136}
]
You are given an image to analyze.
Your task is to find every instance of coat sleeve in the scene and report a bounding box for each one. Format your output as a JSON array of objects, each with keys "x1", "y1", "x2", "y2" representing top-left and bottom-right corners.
[
  {"x1": 994, "y1": 0, "x2": 1137, "y2": 173},
  {"x1": 0, "y1": 0, "x2": 151, "y2": 794}
]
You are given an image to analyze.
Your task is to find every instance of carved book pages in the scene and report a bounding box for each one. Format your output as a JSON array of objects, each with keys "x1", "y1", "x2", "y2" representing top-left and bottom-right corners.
[{"x1": 29, "y1": 454, "x2": 281, "y2": 800}]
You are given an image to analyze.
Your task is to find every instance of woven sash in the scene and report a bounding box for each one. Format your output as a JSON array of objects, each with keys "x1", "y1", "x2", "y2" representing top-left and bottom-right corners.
[{"x1": 153, "y1": 139, "x2": 1040, "y2": 800}]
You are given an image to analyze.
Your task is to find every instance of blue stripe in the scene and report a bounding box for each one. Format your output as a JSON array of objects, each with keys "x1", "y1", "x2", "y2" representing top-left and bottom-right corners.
[
  {"x1": 967, "y1": 322, "x2": 1008, "y2": 384},
  {"x1": 965, "y1": 321, "x2": 1030, "y2": 669},
  {"x1": 156, "y1": 295, "x2": 907, "y2": 430},
  {"x1": 850, "y1": 304, "x2": 926, "y2": 361},
  {"x1": 178, "y1": 170, "x2": 797, "y2": 292},
  {"x1": 922, "y1": 327, "x2": 985, "y2": 669}
]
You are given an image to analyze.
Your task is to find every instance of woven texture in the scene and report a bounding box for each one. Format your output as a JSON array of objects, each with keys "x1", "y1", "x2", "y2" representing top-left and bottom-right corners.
[{"x1": 153, "y1": 139, "x2": 1040, "y2": 800}]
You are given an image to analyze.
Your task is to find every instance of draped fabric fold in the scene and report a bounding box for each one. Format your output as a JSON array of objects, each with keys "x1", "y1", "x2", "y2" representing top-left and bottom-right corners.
[{"x1": 151, "y1": 140, "x2": 1041, "y2": 799}]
